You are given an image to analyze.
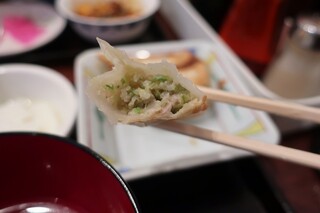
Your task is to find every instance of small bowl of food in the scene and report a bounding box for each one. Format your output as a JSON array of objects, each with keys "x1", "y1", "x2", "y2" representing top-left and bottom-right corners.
[
  {"x1": 0, "y1": 63, "x2": 77, "y2": 136},
  {"x1": 55, "y1": 0, "x2": 160, "y2": 43},
  {"x1": 0, "y1": 132, "x2": 139, "y2": 212}
]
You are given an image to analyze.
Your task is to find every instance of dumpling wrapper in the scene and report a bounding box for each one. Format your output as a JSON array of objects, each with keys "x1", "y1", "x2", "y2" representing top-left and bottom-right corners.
[{"x1": 87, "y1": 38, "x2": 207, "y2": 125}]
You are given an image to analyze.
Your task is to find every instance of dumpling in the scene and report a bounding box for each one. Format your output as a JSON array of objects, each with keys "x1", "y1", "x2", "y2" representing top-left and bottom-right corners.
[
  {"x1": 136, "y1": 50, "x2": 211, "y2": 87},
  {"x1": 87, "y1": 38, "x2": 207, "y2": 124}
]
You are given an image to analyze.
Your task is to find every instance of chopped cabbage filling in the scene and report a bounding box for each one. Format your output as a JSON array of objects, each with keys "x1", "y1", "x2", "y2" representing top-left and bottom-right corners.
[{"x1": 103, "y1": 68, "x2": 195, "y2": 115}]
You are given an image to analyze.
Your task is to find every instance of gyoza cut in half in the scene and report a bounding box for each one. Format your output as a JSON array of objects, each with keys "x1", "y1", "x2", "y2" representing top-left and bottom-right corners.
[{"x1": 87, "y1": 38, "x2": 207, "y2": 124}]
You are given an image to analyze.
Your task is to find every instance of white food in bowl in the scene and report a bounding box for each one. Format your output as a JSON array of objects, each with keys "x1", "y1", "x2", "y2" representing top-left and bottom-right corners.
[
  {"x1": 0, "y1": 98, "x2": 60, "y2": 134},
  {"x1": 0, "y1": 64, "x2": 77, "y2": 136},
  {"x1": 55, "y1": 0, "x2": 160, "y2": 43}
]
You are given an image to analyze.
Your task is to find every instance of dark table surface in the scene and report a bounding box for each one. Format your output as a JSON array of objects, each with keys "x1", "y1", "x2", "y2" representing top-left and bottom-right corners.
[{"x1": 2, "y1": 5, "x2": 320, "y2": 212}]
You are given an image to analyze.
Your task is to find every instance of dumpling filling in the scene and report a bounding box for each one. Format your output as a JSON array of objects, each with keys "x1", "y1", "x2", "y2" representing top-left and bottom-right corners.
[{"x1": 103, "y1": 69, "x2": 196, "y2": 116}]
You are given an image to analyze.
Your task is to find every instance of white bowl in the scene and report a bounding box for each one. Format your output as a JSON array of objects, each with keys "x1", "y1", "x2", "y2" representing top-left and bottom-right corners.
[
  {"x1": 55, "y1": 0, "x2": 160, "y2": 43},
  {"x1": 0, "y1": 64, "x2": 77, "y2": 136}
]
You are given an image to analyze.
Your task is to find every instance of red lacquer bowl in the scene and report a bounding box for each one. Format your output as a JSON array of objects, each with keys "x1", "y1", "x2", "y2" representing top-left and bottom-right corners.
[{"x1": 0, "y1": 133, "x2": 139, "y2": 213}]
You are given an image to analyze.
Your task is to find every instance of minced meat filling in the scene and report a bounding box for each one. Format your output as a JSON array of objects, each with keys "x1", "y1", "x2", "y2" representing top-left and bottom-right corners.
[{"x1": 103, "y1": 69, "x2": 195, "y2": 114}]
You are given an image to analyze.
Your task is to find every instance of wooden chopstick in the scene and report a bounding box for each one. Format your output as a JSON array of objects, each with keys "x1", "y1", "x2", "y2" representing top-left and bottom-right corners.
[
  {"x1": 153, "y1": 87, "x2": 320, "y2": 169},
  {"x1": 155, "y1": 121, "x2": 320, "y2": 170},
  {"x1": 199, "y1": 86, "x2": 320, "y2": 124}
]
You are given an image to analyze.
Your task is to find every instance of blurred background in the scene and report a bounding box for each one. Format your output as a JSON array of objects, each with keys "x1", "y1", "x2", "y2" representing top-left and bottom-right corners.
[{"x1": 191, "y1": 0, "x2": 320, "y2": 77}]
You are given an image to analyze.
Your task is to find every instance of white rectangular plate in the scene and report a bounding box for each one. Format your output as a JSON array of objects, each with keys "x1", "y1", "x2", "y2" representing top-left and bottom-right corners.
[{"x1": 74, "y1": 39, "x2": 280, "y2": 180}]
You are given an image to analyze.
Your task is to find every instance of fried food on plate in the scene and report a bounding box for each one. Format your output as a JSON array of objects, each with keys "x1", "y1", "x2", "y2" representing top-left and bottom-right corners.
[{"x1": 136, "y1": 50, "x2": 211, "y2": 87}]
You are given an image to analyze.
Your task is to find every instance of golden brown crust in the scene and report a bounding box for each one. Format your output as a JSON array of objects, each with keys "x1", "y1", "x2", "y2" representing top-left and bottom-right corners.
[
  {"x1": 179, "y1": 60, "x2": 210, "y2": 87},
  {"x1": 163, "y1": 50, "x2": 195, "y2": 69},
  {"x1": 135, "y1": 50, "x2": 211, "y2": 87}
]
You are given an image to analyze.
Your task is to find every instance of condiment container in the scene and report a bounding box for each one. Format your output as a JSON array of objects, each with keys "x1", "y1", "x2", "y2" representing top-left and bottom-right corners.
[
  {"x1": 263, "y1": 14, "x2": 320, "y2": 99},
  {"x1": 219, "y1": 0, "x2": 286, "y2": 76}
]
